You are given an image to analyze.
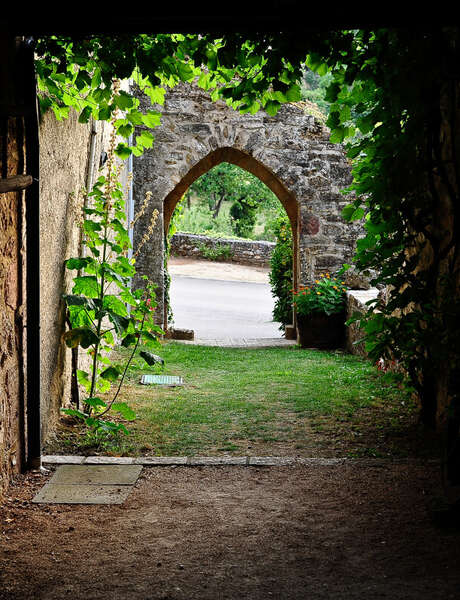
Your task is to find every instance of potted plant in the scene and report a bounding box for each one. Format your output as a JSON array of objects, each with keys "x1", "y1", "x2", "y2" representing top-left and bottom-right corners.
[{"x1": 293, "y1": 274, "x2": 348, "y2": 349}]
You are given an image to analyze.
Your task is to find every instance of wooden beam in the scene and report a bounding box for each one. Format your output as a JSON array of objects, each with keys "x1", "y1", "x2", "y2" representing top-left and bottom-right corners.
[{"x1": 0, "y1": 174, "x2": 33, "y2": 193}]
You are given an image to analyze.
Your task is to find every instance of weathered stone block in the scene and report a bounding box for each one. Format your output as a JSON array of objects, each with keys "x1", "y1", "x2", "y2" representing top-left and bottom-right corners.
[{"x1": 166, "y1": 327, "x2": 194, "y2": 341}]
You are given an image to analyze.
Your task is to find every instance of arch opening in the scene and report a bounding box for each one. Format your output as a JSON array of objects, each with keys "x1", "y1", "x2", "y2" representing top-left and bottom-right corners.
[{"x1": 163, "y1": 148, "x2": 300, "y2": 338}]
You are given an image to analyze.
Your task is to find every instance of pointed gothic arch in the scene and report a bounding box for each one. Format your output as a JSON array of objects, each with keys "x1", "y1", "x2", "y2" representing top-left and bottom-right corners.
[{"x1": 132, "y1": 83, "x2": 360, "y2": 330}]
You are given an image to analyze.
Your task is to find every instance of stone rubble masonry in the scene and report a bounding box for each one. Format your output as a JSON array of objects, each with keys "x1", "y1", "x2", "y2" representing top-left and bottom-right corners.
[
  {"x1": 170, "y1": 232, "x2": 275, "y2": 267},
  {"x1": 132, "y1": 82, "x2": 364, "y2": 328},
  {"x1": 345, "y1": 289, "x2": 380, "y2": 358}
]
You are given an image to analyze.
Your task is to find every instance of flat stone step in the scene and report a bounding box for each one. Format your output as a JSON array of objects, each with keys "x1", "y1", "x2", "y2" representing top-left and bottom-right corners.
[
  {"x1": 32, "y1": 483, "x2": 135, "y2": 505},
  {"x1": 32, "y1": 464, "x2": 143, "y2": 505},
  {"x1": 49, "y1": 464, "x2": 142, "y2": 485},
  {"x1": 41, "y1": 455, "x2": 437, "y2": 467}
]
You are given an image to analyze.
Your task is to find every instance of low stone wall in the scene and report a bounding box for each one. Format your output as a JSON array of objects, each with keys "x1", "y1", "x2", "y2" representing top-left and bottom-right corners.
[
  {"x1": 170, "y1": 232, "x2": 275, "y2": 267},
  {"x1": 345, "y1": 289, "x2": 379, "y2": 358}
]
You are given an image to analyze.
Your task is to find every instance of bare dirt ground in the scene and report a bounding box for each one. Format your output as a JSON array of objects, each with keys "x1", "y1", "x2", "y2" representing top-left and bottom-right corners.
[{"x1": 1, "y1": 462, "x2": 460, "y2": 600}]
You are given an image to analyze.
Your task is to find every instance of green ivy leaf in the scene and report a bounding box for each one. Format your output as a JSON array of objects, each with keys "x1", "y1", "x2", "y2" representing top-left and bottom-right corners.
[
  {"x1": 98, "y1": 104, "x2": 111, "y2": 120},
  {"x1": 144, "y1": 85, "x2": 166, "y2": 106},
  {"x1": 141, "y1": 111, "x2": 161, "y2": 128},
  {"x1": 329, "y1": 127, "x2": 346, "y2": 144},
  {"x1": 63, "y1": 326, "x2": 99, "y2": 349},
  {"x1": 109, "y1": 313, "x2": 130, "y2": 335},
  {"x1": 103, "y1": 294, "x2": 128, "y2": 317},
  {"x1": 117, "y1": 123, "x2": 134, "y2": 138},
  {"x1": 121, "y1": 333, "x2": 137, "y2": 347},
  {"x1": 115, "y1": 143, "x2": 133, "y2": 159},
  {"x1": 177, "y1": 62, "x2": 195, "y2": 81},
  {"x1": 126, "y1": 110, "x2": 144, "y2": 125},
  {"x1": 61, "y1": 408, "x2": 88, "y2": 420},
  {"x1": 136, "y1": 130, "x2": 155, "y2": 148},
  {"x1": 285, "y1": 84, "x2": 301, "y2": 103},
  {"x1": 62, "y1": 294, "x2": 96, "y2": 311},
  {"x1": 96, "y1": 420, "x2": 130, "y2": 435},
  {"x1": 72, "y1": 276, "x2": 100, "y2": 298},
  {"x1": 351, "y1": 207, "x2": 365, "y2": 221},
  {"x1": 112, "y1": 402, "x2": 136, "y2": 421},
  {"x1": 113, "y1": 91, "x2": 134, "y2": 110},
  {"x1": 78, "y1": 106, "x2": 92, "y2": 124},
  {"x1": 99, "y1": 366, "x2": 121, "y2": 382},
  {"x1": 91, "y1": 68, "x2": 101, "y2": 88},
  {"x1": 65, "y1": 257, "x2": 95, "y2": 270},
  {"x1": 85, "y1": 396, "x2": 107, "y2": 408},
  {"x1": 139, "y1": 351, "x2": 164, "y2": 366},
  {"x1": 83, "y1": 220, "x2": 102, "y2": 234}
]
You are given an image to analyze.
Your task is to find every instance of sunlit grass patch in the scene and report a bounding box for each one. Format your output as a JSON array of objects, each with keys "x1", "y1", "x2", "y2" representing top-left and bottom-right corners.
[
  {"x1": 44, "y1": 341, "x2": 424, "y2": 458},
  {"x1": 85, "y1": 341, "x2": 419, "y2": 457}
]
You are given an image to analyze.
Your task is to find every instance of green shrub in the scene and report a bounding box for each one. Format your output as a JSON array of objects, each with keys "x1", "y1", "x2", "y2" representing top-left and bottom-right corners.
[
  {"x1": 269, "y1": 213, "x2": 293, "y2": 329},
  {"x1": 229, "y1": 198, "x2": 258, "y2": 238},
  {"x1": 175, "y1": 201, "x2": 235, "y2": 237},
  {"x1": 197, "y1": 242, "x2": 233, "y2": 261}
]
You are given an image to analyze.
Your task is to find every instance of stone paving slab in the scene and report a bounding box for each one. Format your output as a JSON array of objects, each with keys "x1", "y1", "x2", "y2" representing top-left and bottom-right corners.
[
  {"x1": 32, "y1": 484, "x2": 134, "y2": 504},
  {"x1": 249, "y1": 456, "x2": 297, "y2": 466},
  {"x1": 42, "y1": 455, "x2": 433, "y2": 468},
  {"x1": 133, "y1": 456, "x2": 188, "y2": 465},
  {"x1": 42, "y1": 455, "x2": 85, "y2": 464},
  {"x1": 188, "y1": 456, "x2": 248, "y2": 466},
  {"x1": 49, "y1": 465, "x2": 143, "y2": 485},
  {"x1": 32, "y1": 464, "x2": 143, "y2": 505},
  {"x1": 83, "y1": 456, "x2": 135, "y2": 464}
]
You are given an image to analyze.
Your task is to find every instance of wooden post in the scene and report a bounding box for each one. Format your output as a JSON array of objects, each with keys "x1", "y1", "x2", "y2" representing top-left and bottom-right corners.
[{"x1": 0, "y1": 174, "x2": 33, "y2": 193}]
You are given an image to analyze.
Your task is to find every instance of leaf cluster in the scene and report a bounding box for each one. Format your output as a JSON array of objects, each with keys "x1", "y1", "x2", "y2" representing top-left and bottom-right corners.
[
  {"x1": 35, "y1": 33, "x2": 306, "y2": 159},
  {"x1": 269, "y1": 211, "x2": 293, "y2": 329}
]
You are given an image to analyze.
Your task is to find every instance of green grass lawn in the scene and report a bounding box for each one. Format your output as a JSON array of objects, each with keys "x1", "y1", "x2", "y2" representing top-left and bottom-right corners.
[{"x1": 46, "y1": 342, "x2": 430, "y2": 459}]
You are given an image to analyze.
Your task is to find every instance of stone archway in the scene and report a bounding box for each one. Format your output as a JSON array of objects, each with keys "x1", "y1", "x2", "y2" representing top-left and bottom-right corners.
[{"x1": 132, "y1": 83, "x2": 360, "y2": 329}]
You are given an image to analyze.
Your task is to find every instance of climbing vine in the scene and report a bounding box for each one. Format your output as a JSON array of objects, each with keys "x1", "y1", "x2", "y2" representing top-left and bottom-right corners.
[
  {"x1": 62, "y1": 124, "x2": 163, "y2": 433},
  {"x1": 269, "y1": 211, "x2": 293, "y2": 329}
]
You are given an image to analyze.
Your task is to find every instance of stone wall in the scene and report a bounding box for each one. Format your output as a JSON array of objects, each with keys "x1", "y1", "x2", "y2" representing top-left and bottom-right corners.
[
  {"x1": 345, "y1": 289, "x2": 379, "y2": 358},
  {"x1": 0, "y1": 117, "x2": 26, "y2": 500},
  {"x1": 170, "y1": 232, "x2": 275, "y2": 267},
  {"x1": 132, "y1": 82, "x2": 363, "y2": 328},
  {"x1": 39, "y1": 111, "x2": 110, "y2": 444}
]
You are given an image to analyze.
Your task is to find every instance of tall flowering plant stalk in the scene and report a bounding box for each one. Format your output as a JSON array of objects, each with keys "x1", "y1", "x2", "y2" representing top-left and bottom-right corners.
[
  {"x1": 293, "y1": 274, "x2": 347, "y2": 317},
  {"x1": 62, "y1": 110, "x2": 163, "y2": 435}
]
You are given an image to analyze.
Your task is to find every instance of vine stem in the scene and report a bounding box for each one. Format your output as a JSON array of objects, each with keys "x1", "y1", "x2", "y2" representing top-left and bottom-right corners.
[
  {"x1": 87, "y1": 196, "x2": 111, "y2": 410},
  {"x1": 97, "y1": 313, "x2": 146, "y2": 418}
]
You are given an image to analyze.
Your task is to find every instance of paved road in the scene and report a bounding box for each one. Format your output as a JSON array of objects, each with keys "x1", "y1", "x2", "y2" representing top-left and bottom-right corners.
[{"x1": 169, "y1": 275, "x2": 283, "y2": 339}]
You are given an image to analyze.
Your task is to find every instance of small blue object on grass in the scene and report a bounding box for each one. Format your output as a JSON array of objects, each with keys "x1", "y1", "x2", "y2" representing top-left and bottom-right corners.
[{"x1": 140, "y1": 374, "x2": 183, "y2": 386}]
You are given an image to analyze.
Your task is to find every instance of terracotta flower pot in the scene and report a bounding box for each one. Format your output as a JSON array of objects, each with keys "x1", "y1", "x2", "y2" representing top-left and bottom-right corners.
[{"x1": 296, "y1": 311, "x2": 346, "y2": 349}]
